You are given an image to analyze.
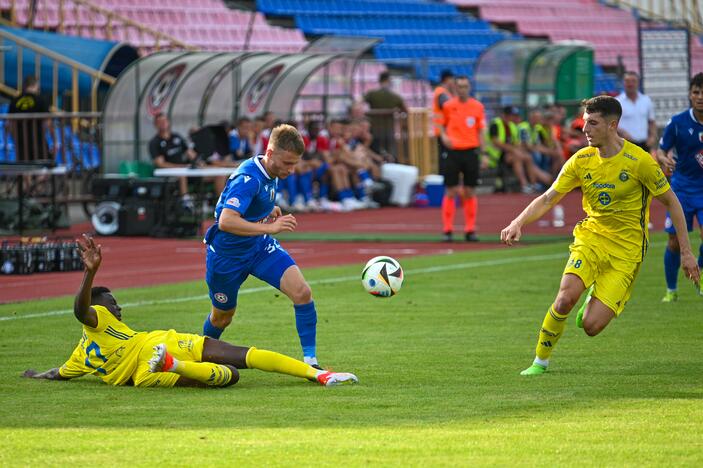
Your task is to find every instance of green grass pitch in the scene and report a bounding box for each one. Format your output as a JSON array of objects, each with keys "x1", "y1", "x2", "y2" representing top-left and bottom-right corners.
[{"x1": 1, "y1": 234, "x2": 701, "y2": 466}]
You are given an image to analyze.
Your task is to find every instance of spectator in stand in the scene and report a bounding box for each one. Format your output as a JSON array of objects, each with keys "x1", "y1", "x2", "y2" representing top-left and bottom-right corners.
[
  {"x1": 326, "y1": 119, "x2": 365, "y2": 211},
  {"x1": 364, "y1": 71, "x2": 408, "y2": 156},
  {"x1": 540, "y1": 109, "x2": 565, "y2": 177},
  {"x1": 565, "y1": 106, "x2": 588, "y2": 156},
  {"x1": 616, "y1": 71, "x2": 657, "y2": 153},
  {"x1": 8, "y1": 76, "x2": 51, "y2": 163},
  {"x1": 149, "y1": 113, "x2": 198, "y2": 200},
  {"x1": 229, "y1": 117, "x2": 255, "y2": 161},
  {"x1": 252, "y1": 115, "x2": 267, "y2": 156},
  {"x1": 485, "y1": 106, "x2": 552, "y2": 194}
]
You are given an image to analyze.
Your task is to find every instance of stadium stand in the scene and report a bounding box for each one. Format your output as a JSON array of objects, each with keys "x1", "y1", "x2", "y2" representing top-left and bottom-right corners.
[{"x1": 256, "y1": 0, "x2": 513, "y2": 84}]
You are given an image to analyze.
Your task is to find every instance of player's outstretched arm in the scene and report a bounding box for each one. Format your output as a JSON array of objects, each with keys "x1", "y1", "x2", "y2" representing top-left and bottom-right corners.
[
  {"x1": 501, "y1": 188, "x2": 566, "y2": 246},
  {"x1": 22, "y1": 368, "x2": 70, "y2": 381},
  {"x1": 655, "y1": 190, "x2": 701, "y2": 287},
  {"x1": 74, "y1": 234, "x2": 100, "y2": 328}
]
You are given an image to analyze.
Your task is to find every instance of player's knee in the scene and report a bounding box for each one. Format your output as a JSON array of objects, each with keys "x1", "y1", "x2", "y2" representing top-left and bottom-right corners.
[
  {"x1": 222, "y1": 365, "x2": 239, "y2": 387},
  {"x1": 291, "y1": 282, "x2": 312, "y2": 303},
  {"x1": 553, "y1": 295, "x2": 577, "y2": 315},
  {"x1": 583, "y1": 321, "x2": 603, "y2": 337},
  {"x1": 211, "y1": 312, "x2": 234, "y2": 329}
]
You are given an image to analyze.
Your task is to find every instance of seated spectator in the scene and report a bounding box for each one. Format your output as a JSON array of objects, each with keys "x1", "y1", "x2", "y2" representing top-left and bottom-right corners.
[
  {"x1": 149, "y1": 113, "x2": 197, "y2": 199},
  {"x1": 228, "y1": 117, "x2": 255, "y2": 161},
  {"x1": 564, "y1": 106, "x2": 587, "y2": 157},
  {"x1": 485, "y1": 106, "x2": 552, "y2": 193}
]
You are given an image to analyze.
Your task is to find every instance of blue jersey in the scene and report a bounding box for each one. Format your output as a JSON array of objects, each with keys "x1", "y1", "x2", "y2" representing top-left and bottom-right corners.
[
  {"x1": 204, "y1": 156, "x2": 278, "y2": 256},
  {"x1": 659, "y1": 109, "x2": 703, "y2": 196}
]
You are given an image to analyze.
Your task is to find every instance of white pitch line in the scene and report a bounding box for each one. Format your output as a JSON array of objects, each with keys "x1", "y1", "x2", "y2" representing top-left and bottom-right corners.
[{"x1": 0, "y1": 252, "x2": 566, "y2": 322}]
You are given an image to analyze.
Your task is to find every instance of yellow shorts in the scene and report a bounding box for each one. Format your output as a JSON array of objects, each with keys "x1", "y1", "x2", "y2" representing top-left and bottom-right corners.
[
  {"x1": 132, "y1": 330, "x2": 205, "y2": 388},
  {"x1": 563, "y1": 243, "x2": 641, "y2": 316}
]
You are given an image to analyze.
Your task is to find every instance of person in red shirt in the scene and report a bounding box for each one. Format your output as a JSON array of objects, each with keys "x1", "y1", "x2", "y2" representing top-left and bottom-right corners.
[{"x1": 439, "y1": 75, "x2": 485, "y2": 242}]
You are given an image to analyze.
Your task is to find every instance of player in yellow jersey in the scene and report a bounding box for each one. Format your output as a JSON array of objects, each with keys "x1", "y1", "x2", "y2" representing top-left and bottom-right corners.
[
  {"x1": 500, "y1": 96, "x2": 700, "y2": 375},
  {"x1": 23, "y1": 235, "x2": 358, "y2": 388}
]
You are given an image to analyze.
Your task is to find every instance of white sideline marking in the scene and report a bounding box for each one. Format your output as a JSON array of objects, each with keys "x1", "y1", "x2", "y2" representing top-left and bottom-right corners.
[{"x1": 0, "y1": 252, "x2": 565, "y2": 322}]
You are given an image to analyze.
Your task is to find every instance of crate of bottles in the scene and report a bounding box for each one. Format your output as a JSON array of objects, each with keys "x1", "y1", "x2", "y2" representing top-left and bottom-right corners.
[{"x1": 1, "y1": 237, "x2": 83, "y2": 275}]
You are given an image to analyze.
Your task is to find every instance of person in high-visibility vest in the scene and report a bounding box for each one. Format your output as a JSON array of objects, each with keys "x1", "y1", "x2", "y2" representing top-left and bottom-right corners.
[
  {"x1": 517, "y1": 109, "x2": 563, "y2": 180},
  {"x1": 485, "y1": 106, "x2": 551, "y2": 193},
  {"x1": 433, "y1": 69, "x2": 456, "y2": 175},
  {"x1": 439, "y1": 75, "x2": 485, "y2": 242}
]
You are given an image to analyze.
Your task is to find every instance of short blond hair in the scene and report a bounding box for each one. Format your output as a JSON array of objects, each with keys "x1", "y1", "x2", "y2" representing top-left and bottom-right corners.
[{"x1": 269, "y1": 124, "x2": 304, "y2": 155}]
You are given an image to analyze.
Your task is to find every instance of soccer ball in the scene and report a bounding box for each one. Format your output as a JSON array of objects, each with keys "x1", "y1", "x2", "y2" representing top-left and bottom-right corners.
[{"x1": 361, "y1": 256, "x2": 404, "y2": 297}]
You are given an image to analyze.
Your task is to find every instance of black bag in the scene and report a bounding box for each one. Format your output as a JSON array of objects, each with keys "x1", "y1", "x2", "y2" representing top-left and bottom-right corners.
[{"x1": 371, "y1": 179, "x2": 393, "y2": 206}]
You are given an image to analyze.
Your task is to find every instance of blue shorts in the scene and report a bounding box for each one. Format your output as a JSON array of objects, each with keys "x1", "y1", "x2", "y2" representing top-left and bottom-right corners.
[
  {"x1": 314, "y1": 162, "x2": 328, "y2": 180},
  {"x1": 664, "y1": 192, "x2": 703, "y2": 234},
  {"x1": 205, "y1": 236, "x2": 296, "y2": 310}
]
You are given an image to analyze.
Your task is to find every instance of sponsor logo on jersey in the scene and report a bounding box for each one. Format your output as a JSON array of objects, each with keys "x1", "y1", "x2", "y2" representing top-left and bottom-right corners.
[
  {"x1": 226, "y1": 197, "x2": 240, "y2": 208},
  {"x1": 598, "y1": 192, "x2": 612, "y2": 206},
  {"x1": 593, "y1": 183, "x2": 615, "y2": 189},
  {"x1": 584, "y1": 173, "x2": 592, "y2": 180},
  {"x1": 243, "y1": 176, "x2": 251, "y2": 183},
  {"x1": 623, "y1": 152, "x2": 637, "y2": 161},
  {"x1": 270, "y1": 187, "x2": 275, "y2": 201},
  {"x1": 214, "y1": 292, "x2": 228, "y2": 303}
]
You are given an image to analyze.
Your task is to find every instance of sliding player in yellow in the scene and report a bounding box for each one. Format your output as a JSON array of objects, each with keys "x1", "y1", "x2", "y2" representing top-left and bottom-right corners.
[
  {"x1": 501, "y1": 96, "x2": 700, "y2": 375},
  {"x1": 23, "y1": 234, "x2": 358, "y2": 388}
]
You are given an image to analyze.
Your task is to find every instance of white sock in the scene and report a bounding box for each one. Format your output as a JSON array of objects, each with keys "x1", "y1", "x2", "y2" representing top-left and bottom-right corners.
[
  {"x1": 533, "y1": 357, "x2": 549, "y2": 368},
  {"x1": 304, "y1": 356, "x2": 318, "y2": 366}
]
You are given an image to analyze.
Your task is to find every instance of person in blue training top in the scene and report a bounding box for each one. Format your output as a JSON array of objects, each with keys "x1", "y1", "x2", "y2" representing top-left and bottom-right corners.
[
  {"x1": 202, "y1": 124, "x2": 322, "y2": 367},
  {"x1": 657, "y1": 72, "x2": 703, "y2": 302}
]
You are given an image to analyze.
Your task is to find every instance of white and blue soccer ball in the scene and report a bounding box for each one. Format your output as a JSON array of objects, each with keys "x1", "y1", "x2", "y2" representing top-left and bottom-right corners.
[{"x1": 361, "y1": 256, "x2": 404, "y2": 297}]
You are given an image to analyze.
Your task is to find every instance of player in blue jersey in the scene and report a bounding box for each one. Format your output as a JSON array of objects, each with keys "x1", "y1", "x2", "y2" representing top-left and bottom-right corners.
[
  {"x1": 657, "y1": 73, "x2": 703, "y2": 302},
  {"x1": 202, "y1": 124, "x2": 323, "y2": 367}
]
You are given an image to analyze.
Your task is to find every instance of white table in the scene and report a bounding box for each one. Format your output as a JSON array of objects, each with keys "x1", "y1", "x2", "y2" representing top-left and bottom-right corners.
[{"x1": 153, "y1": 167, "x2": 236, "y2": 177}]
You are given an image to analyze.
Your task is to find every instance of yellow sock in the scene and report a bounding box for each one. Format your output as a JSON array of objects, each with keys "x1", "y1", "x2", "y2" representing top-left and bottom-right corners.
[
  {"x1": 535, "y1": 304, "x2": 568, "y2": 362},
  {"x1": 245, "y1": 347, "x2": 317, "y2": 380},
  {"x1": 173, "y1": 360, "x2": 233, "y2": 387}
]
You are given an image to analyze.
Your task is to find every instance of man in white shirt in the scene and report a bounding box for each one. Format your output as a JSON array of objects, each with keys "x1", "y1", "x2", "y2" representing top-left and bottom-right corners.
[{"x1": 616, "y1": 71, "x2": 657, "y2": 152}]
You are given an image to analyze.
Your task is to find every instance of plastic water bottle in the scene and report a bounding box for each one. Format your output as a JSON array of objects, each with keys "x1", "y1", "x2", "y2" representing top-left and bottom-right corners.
[{"x1": 553, "y1": 204, "x2": 565, "y2": 228}]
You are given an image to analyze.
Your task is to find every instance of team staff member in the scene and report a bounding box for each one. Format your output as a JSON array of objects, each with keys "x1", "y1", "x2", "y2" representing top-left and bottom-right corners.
[
  {"x1": 148, "y1": 113, "x2": 198, "y2": 198},
  {"x1": 439, "y1": 75, "x2": 485, "y2": 242},
  {"x1": 501, "y1": 96, "x2": 699, "y2": 376},
  {"x1": 23, "y1": 235, "x2": 358, "y2": 388},
  {"x1": 433, "y1": 70, "x2": 456, "y2": 175},
  {"x1": 616, "y1": 71, "x2": 657, "y2": 152}
]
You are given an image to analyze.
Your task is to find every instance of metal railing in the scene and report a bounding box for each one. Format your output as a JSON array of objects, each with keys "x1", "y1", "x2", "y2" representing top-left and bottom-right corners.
[
  {"x1": 0, "y1": 27, "x2": 116, "y2": 112},
  {"x1": 4, "y1": 0, "x2": 194, "y2": 52}
]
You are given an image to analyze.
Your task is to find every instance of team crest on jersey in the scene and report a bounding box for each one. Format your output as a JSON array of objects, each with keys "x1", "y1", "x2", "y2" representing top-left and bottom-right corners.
[
  {"x1": 598, "y1": 192, "x2": 611, "y2": 206},
  {"x1": 214, "y1": 292, "x2": 228, "y2": 303},
  {"x1": 619, "y1": 171, "x2": 629, "y2": 182},
  {"x1": 696, "y1": 151, "x2": 703, "y2": 168},
  {"x1": 465, "y1": 116, "x2": 476, "y2": 127},
  {"x1": 226, "y1": 197, "x2": 240, "y2": 208}
]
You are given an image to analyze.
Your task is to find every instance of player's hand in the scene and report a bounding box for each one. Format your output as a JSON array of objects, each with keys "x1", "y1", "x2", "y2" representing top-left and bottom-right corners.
[
  {"x1": 681, "y1": 251, "x2": 701, "y2": 289},
  {"x1": 270, "y1": 206, "x2": 283, "y2": 218},
  {"x1": 500, "y1": 223, "x2": 522, "y2": 246},
  {"x1": 268, "y1": 214, "x2": 297, "y2": 234},
  {"x1": 658, "y1": 152, "x2": 676, "y2": 175},
  {"x1": 76, "y1": 234, "x2": 102, "y2": 273}
]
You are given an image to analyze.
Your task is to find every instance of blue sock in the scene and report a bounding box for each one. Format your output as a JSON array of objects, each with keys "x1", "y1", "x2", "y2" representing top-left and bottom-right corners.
[
  {"x1": 664, "y1": 247, "x2": 681, "y2": 290},
  {"x1": 698, "y1": 243, "x2": 703, "y2": 268},
  {"x1": 319, "y1": 182, "x2": 330, "y2": 199},
  {"x1": 298, "y1": 171, "x2": 313, "y2": 202},
  {"x1": 338, "y1": 188, "x2": 354, "y2": 201},
  {"x1": 203, "y1": 313, "x2": 224, "y2": 339},
  {"x1": 353, "y1": 183, "x2": 365, "y2": 199},
  {"x1": 358, "y1": 169, "x2": 371, "y2": 183},
  {"x1": 285, "y1": 174, "x2": 298, "y2": 204},
  {"x1": 294, "y1": 301, "x2": 317, "y2": 359}
]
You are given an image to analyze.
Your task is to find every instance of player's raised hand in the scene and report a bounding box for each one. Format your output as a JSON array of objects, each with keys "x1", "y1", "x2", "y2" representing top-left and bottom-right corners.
[
  {"x1": 76, "y1": 234, "x2": 102, "y2": 272},
  {"x1": 269, "y1": 214, "x2": 297, "y2": 234},
  {"x1": 500, "y1": 223, "x2": 522, "y2": 246}
]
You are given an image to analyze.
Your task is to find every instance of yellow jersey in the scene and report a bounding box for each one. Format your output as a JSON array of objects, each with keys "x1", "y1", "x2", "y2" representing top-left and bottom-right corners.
[
  {"x1": 552, "y1": 140, "x2": 670, "y2": 262},
  {"x1": 59, "y1": 305, "x2": 149, "y2": 385}
]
